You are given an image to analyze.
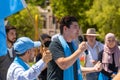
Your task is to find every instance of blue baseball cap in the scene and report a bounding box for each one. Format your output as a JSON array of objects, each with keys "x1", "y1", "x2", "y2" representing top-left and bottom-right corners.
[{"x1": 14, "y1": 37, "x2": 41, "y2": 54}]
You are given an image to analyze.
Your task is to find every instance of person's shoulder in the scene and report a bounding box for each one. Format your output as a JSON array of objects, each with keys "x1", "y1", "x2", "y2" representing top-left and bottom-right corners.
[
  {"x1": 7, "y1": 62, "x2": 24, "y2": 80},
  {"x1": 7, "y1": 62, "x2": 18, "y2": 73},
  {"x1": 97, "y1": 41, "x2": 104, "y2": 46},
  {"x1": 50, "y1": 38, "x2": 61, "y2": 45},
  {"x1": 118, "y1": 46, "x2": 120, "y2": 51},
  {"x1": 9, "y1": 62, "x2": 18, "y2": 67},
  {"x1": 9, "y1": 62, "x2": 24, "y2": 70},
  {"x1": 49, "y1": 38, "x2": 62, "y2": 50},
  {"x1": 51, "y1": 33, "x2": 60, "y2": 41}
]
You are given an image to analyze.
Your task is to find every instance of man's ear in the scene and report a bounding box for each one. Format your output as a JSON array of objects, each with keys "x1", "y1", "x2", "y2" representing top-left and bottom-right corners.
[
  {"x1": 63, "y1": 26, "x2": 68, "y2": 32},
  {"x1": 26, "y1": 50, "x2": 30, "y2": 54}
]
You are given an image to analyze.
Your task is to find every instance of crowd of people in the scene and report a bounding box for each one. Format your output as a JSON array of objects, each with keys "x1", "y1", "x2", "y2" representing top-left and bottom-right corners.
[{"x1": 0, "y1": 16, "x2": 120, "y2": 80}]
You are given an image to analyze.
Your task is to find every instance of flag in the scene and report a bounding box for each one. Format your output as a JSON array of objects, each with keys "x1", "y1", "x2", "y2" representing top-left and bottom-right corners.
[
  {"x1": 0, "y1": 19, "x2": 7, "y2": 56},
  {"x1": 0, "y1": 0, "x2": 26, "y2": 19},
  {"x1": 0, "y1": 0, "x2": 26, "y2": 56}
]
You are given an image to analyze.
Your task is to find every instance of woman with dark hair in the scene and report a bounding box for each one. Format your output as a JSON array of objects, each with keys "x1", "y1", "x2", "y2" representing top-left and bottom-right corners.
[{"x1": 36, "y1": 33, "x2": 51, "y2": 80}]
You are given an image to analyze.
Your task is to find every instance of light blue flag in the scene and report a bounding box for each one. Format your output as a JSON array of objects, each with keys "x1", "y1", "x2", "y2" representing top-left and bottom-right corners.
[
  {"x1": 0, "y1": 0, "x2": 26, "y2": 19},
  {"x1": 0, "y1": 0, "x2": 26, "y2": 56},
  {"x1": 0, "y1": 19, "x2": 7, "y2": 56}
]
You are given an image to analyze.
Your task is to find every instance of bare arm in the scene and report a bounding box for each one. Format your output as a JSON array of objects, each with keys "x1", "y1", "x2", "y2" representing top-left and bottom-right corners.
[
  {"x1": 81, "y1": 61, "x2": 102, "y2": 74},
  {"x1": 113, "y1": 72, "x2": 120, "y2": 80},
  {"x1": 55, "y1": 42, "x2": 87, "y2": 70}
]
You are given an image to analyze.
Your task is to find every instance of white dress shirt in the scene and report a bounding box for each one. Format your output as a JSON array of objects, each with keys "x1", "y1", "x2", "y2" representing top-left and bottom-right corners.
[
  {"x1": 85, "y1": 41, "x2": 104, "y2": 67},
  {"x1": 7, "y1": 59, "x2": 46, "y2": 80}
]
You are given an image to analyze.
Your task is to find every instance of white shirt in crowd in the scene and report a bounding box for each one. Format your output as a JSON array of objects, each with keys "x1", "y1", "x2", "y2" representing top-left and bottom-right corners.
[
  {"x1": 85, "y1": 41, "x2": 104, "y2": 67},
  {"x1": 7, "y1": 59, "x2": 46, "y2": 80}
]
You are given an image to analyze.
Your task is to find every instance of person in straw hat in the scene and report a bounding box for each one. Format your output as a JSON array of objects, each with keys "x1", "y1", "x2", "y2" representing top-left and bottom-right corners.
[{"x1": 84, "y1": 28, "x2": 104, "y2": 80}]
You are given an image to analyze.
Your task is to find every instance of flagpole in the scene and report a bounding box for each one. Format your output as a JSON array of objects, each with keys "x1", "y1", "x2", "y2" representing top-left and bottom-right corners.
[{"x1": 25, "y1": 7, "x2": 45, "y2": 47}]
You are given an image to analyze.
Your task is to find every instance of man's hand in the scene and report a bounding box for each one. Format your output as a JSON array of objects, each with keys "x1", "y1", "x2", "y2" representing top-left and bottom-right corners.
[
  {"x1": 113, "y1": 72, "x2": 120, "y2": 80},
  {"x1": 78, "y1": 41, "x2": 87, "y2": 53},
  {"x1": 93, "y1": 61, "x2": 102, "y2": 72},
  {"x1": 111, "y1": 73, "x2": 116, "y2": 78},
  {"x1": 42, "y1": 49, "x2": 52, "y2": 64},
  {"x1": 91, "y1": 60, "x2": 98, "y2": 65}
]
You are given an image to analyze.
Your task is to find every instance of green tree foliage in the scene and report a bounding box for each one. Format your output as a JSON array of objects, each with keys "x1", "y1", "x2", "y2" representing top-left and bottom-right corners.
[
  {"x1": 7, "y1": 4, "x2": 42, "y2": 39},
  {"x1": 50, "y1": 0, "x2": 93, "y2": 32},
  {"x1": 86, "y1": 0, "x2": 120, "y2": 41},
  {"x1": 26, "y1": 0, "x2": 45, "y2": 7}
]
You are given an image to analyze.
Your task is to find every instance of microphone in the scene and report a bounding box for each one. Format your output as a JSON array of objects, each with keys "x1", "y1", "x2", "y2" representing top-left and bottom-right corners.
[{"x1": 78, "y1": 35, "x2": 88, "y2": 55}]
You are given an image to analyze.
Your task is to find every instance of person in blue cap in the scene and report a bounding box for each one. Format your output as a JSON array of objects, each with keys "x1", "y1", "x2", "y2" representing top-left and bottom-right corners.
[{"x1": 7, "y1": 37, "x2": 52, "y2": 80}]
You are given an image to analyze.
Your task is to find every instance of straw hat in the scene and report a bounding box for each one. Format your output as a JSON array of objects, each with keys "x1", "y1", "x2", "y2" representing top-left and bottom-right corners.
[{"x1": 84, "y1": 28, "x2": 99, "y2": 36}]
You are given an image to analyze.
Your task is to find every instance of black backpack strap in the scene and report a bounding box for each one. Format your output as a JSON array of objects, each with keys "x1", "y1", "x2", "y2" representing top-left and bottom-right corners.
[{"x1": 98, "y1": 50, "x2": 104, "y2": 62}]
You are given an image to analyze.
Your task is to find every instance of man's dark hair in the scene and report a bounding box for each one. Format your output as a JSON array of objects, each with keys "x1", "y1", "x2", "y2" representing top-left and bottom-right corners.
[
  {"x1": 5, "y1": 25, "x2": 16, "y2": 34},
  {"x1": 60, "y1": 16, "x2": 78, "y2": 34}
]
